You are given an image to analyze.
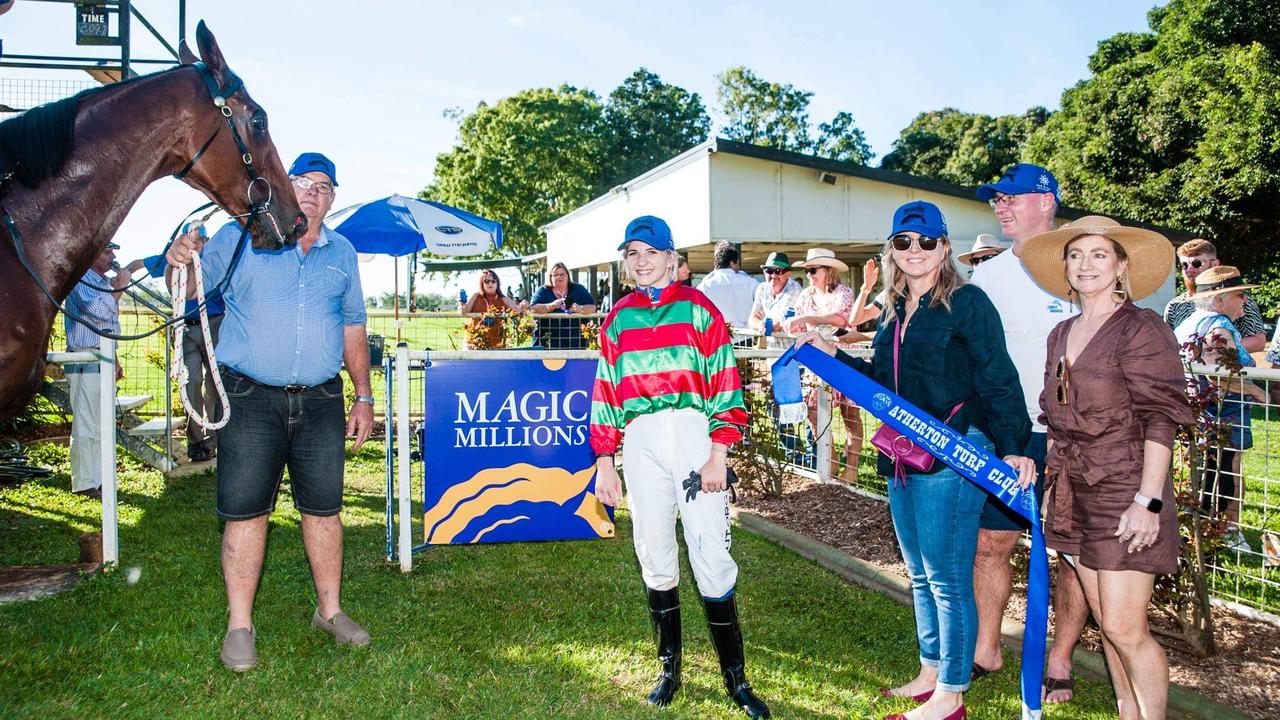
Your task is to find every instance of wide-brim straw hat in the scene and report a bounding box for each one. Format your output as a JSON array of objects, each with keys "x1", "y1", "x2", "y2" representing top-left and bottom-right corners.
[
  {"x1": 957, "y1": 233, "x2": 1006, "y2": 267},
  {"x1": 792, "y1": 247, "x2": 849, "y2": 272},
  {"x1": 1192, "y1": 265, "x2": 1258, "y2": 298},
  {"x1": 1022, "y1": 216, "x2": 1174, "y2": 301}
]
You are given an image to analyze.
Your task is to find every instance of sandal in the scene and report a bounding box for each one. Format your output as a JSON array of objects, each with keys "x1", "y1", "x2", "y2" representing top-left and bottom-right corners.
[{"x1": 1043, "y1": 676, "x2": 1074, "y2": 704}]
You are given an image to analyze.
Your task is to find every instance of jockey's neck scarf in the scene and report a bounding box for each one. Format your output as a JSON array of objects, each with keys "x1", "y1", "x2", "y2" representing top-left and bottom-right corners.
[{"x1": 773, "y1": 344, "x2": 1049, "y2": 720}]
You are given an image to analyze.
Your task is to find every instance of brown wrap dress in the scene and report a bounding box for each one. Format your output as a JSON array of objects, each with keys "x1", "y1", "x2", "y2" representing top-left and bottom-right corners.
[{"x1": 1039, "y1": 302, "x2": 1193, "y2": 574}]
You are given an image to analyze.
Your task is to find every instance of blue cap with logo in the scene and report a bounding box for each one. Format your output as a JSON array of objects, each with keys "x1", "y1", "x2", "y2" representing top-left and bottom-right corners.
[
  {"x1": 618, "y1": 215, "x2": 675, "y2": 251},
  {"x1": 288, "y1": 152, "x2": 338, "y2": 186},
  {"x1": 890, "y1": 201, "x2": 948, "y2": 239},
  {"x1": 976, "y1": 162, "x2": 1058, "y2": 202}
]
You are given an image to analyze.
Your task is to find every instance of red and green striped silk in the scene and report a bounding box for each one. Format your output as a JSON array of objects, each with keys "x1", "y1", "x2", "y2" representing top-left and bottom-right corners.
[{"x1": 590, "y1": 284, "x2": 747, "y2": 455}]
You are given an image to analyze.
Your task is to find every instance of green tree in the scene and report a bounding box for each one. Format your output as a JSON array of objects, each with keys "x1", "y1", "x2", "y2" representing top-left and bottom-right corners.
[
  {"x1": 715, "y1": 66, "x2": 873, "y2": 164},
  {"x1": 603, "y1": 68, "x2": 711, "y2": 186},
  {"x1": 880, "y1": 107, "x2": 1048, "y2": 186},
  {"x1": 423, "y1": 85, "x2": 609, "y2": 256},
  {"x1": 1024, "y1": 0, "x2": 1280, "y2": 308}
]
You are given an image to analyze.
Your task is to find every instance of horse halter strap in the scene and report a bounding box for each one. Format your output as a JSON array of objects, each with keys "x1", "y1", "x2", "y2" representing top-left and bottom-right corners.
[{"x1": 172, "y1": 62, "x2": 259, "y2": 187}]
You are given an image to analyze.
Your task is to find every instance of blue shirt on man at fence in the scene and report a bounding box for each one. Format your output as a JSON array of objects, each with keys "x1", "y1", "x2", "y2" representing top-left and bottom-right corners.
[
  {"x1": 63, "y1": 268, "x2": 120, "y2": 350},
  {"x1": 199, "y1": 221, "x2": 367, "y2": 387}
]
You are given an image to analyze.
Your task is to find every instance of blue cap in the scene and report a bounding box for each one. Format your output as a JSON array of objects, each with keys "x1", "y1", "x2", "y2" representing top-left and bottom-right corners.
[
  {"x1": 890, "y1": 201, "x2": 948, "y2": 239},
  {"x1": 618, "y1": 215, "x2": 674, "y2": 251},
  {"x1": 976, "y1": 163, "x2": 1058, "y2": 202},
  {"x1": 288, "y1": 152, "x2": 338, "y2": 186}
]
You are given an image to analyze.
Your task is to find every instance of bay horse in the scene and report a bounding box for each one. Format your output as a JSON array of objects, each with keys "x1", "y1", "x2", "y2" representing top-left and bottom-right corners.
[{"x1": 0, "y1": 22, "x2": 306, "y2": 420}]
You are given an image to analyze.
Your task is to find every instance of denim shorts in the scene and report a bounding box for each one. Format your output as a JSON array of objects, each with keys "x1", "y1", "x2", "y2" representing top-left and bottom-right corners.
[
  {"x1": 215, "y1": 367, "x2": 347, "y2": 520},
  {"x1": 978, "y1": 431, "x2": 1047, "y2": 532}
]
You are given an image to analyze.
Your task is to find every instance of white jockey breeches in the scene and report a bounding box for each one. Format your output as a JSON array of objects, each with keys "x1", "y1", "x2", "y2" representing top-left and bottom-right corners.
[{"x1": 623, "y1": 409, "x2": 737, "y2": 599}]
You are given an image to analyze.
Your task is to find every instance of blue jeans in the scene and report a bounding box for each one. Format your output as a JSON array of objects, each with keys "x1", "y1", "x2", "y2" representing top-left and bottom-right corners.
[{"x1": 888, "y1": 428, "x2": 987, "y2": 692}]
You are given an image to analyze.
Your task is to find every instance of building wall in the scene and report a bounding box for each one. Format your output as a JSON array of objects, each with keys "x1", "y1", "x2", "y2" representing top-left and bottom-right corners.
[{"x1": 543, "y1": 153, "x2": 712, "y2": 271}]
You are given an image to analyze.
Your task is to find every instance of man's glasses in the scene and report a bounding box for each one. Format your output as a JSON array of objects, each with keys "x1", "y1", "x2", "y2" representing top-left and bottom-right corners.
[
  {"x1": 988, "y1": 194, "x2": 1020, "y2": 210},
  {"x1": 890, "y1": 234, "x2": 941, "y2": 252},
  {"x1": 1180, "y1": 259, "x2": 1208, "y2": 270},
  {"x1": 1055, "y1": 355, "x2": 1071, "y2": 405},
  {"x1": 970, "y1": 253, "x2": 998, "y2": 266},
  {"x1": 763, "y1": 267, "x2": 787, "y2": 276},
  {"x1": 290, "y1": 175, "x2": 334, "y2": 195}
]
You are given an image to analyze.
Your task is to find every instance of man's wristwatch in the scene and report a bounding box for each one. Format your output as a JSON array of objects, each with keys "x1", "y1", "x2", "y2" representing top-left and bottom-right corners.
[
  {"x1": 354, "y1": 395, "x2": 376, "y2": 406},
  {"x1": 1133, "y1": 492, "x2": 1163, "y2": 513}
]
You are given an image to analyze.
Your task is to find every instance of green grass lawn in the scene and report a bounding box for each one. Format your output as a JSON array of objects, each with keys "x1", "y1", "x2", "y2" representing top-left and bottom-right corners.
[{"x1": 0, "y1": 441, "x2": 1124, "y2": 719}]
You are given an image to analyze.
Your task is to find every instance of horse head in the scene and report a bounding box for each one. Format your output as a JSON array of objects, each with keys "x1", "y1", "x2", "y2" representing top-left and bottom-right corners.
[{"x1": 175, "y1": 22, "x2": 305, "y2": 250}]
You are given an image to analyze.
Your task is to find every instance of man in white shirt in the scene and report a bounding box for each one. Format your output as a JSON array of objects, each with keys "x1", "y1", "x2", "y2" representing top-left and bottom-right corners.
[
  {"x1": 747, "y1": 251, "x2": 802, "y2": 338},
  {"x1": 696, "y1": 241, "x2": 759, "y2": 328},
  {"x1": 970, "y1": 163, "x2": 1087, "y2": 704}
]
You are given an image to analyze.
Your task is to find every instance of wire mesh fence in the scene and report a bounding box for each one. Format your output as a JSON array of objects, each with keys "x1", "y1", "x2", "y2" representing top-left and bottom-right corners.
[{"x1": 0, "y1": 77, "x2": 97, "y2": 116}]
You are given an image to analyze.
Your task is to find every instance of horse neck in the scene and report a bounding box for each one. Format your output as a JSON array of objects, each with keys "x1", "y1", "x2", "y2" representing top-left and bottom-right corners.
[{"x1": 20, "y1": 69, "x2": 207, "y2": 299}]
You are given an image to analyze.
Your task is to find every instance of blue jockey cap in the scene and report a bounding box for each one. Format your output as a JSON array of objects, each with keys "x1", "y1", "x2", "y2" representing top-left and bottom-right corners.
[
  {"x1": 890, "y1": 200, "x2": 948, "y2": 239},
  {"x1": 618, "y1": 215, "x2": 674, "y2": 251},
  {"x1": 977, "y1": 162, "x2": 1058, "y2": 202},
  {"x1": 288, "y1": 152, "x2": 338, "y2": 186}
]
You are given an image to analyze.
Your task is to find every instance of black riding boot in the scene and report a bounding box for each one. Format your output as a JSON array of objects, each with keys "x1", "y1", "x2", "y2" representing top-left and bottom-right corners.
[
  {"x1": 703, "y1": 594, "x2": 770, "y2": 719},
  {"x1": 646, "y1": 586, "x2": 681, "y2": 706}
]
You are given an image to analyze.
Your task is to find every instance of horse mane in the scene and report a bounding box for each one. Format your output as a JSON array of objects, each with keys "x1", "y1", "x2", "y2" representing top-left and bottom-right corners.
[
  {"x1": 0, "y1": 68, "x2": 182, "y2": 190},
  {"x1": 0, "y1": 93, "x2": 80, "y2": 189}
]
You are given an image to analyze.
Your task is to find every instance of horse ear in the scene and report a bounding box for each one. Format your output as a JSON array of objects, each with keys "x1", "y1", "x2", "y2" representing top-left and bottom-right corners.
[
  {"x1": 195, "y1": 20, "x2": 229, "y2": 82},
  {"x1": 178, "y1": 39, "x2": 198, "y2": 65}
]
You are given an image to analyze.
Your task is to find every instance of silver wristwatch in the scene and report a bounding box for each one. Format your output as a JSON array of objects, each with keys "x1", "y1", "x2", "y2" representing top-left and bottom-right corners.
[{"x1": 354, "y1": 395, "x2": 376, "y2": 406}]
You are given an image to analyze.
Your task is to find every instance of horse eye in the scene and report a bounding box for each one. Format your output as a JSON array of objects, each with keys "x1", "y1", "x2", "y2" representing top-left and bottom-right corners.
[{"x1": 250, "y1": 113, "x2": 267, "y2": 134}]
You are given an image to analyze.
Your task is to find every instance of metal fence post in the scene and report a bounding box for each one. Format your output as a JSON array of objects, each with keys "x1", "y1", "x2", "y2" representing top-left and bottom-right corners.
[
  {"x1": 816, "y1": 384, "x2": 832, "y2": 483},
  {"x1": 395, "y1": 343, "x2": 412, "y2": 572}
]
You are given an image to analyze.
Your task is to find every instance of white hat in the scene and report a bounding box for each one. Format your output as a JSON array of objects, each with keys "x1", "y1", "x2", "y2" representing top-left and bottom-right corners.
[
  {"x1": 791, "y1": 248, "x2": 849, "y2": 272},
  {"x1": 957, "y1": 234, "x2": 1006, "y2": 267}
]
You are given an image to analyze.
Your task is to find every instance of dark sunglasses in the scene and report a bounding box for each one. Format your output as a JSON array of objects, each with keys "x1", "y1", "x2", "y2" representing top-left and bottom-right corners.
[
  {"x1": 970, "y1": 253, "x2": 997, "y2": 266},
  {"x1": 763, "y1": 267, "x2": 788, "y2": 275},
  {"x1": 1055, "y1": 355, "x2": 1071, "y2": 405},
  {"x1": 1180, "y1": 259, "x2": 1208, "y2": 270},
  {"x1": 805, "y1": 268, "x2": 822, "y2": 276},
  {"x1": 890, "y1": 234, "x2": 942, "y2": 252}
]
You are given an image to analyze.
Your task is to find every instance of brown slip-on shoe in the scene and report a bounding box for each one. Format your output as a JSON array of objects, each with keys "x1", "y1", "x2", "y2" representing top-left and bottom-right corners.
[
  {"x1": 220, "y1": 627, "x2": 257, "y2": 672},
  {"x1": 312, "y1": 610, "x2": 370, "y2": 647}
]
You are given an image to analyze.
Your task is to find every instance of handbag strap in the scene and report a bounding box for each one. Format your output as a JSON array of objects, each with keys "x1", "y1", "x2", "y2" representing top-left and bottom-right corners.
[{"x1": 893, "y1": 318, "x2": 964, "y2": 420}]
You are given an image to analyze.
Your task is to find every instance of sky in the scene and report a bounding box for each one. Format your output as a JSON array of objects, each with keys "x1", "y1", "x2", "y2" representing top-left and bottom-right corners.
[{"x1": 1, "y1": 0, "x2": 1158, "y2": 301}]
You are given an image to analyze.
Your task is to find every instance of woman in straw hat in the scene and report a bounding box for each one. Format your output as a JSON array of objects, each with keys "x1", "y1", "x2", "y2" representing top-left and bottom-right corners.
[
  {"x1": 1172, "y1": 265, "x2": 1267, "y2": 554},
  {"x1": 797, "y1": 202, "x2": 1033, "y2": 720},
  {"x1": 786, "y1": 248, "x2": 868, "y2": 478},
  {"x1": 1023, "y1": 216, "x2": 1193, "y2": 720}
]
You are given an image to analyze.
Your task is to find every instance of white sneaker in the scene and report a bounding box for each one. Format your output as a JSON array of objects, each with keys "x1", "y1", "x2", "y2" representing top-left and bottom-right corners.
[{"x1": 1225, "y1": 529, "x2": 1253, "y2": 555}]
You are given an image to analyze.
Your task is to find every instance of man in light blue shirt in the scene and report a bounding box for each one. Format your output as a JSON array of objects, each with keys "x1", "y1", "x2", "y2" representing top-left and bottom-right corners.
[
  {"x1": 167, "y1": 152, "x2": 374, "y2": 671},
  {"x1": 64, "y1": 242, "x2": 128, "y2": 498}
]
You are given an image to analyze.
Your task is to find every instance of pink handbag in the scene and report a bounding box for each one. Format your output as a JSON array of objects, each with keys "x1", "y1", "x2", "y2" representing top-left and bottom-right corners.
[{"x1": 870, "y1": 319, "x2": 962, "y2": 474}]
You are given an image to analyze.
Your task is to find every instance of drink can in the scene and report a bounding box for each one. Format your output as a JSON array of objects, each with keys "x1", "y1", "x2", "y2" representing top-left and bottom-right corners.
[
  {"x1": 458, "y1": 289, "x2": 468, "y2": 304},
  {"x1": 764, "y1": 317, "x2": 774, "y2": 336}
]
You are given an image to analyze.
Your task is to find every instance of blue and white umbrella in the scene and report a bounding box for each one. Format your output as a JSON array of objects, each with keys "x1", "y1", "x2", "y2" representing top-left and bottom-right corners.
[{"x1": 328, "y1": 194, "x2": 503, "y2": 257}]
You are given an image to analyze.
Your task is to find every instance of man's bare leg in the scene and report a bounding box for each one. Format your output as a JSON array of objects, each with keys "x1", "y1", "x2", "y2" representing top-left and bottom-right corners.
[{"x1": 973, "y1": 528, "x2": 1020, "y2": 671}]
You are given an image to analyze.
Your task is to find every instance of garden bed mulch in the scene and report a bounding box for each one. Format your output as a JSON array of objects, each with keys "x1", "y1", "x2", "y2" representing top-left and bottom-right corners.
[{"x1": 733, "y1": 474, "x2": 1279, "y2": 720}]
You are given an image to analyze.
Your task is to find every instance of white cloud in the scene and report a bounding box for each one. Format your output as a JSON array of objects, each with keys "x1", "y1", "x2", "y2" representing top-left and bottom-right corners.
[{"x1": 505, "y1": 10, "x2": 542, "y2": 28}]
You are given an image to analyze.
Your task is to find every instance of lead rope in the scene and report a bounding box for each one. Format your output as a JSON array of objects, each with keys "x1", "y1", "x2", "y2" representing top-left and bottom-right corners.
[{"x1": 169, "y1": 251, "x2": 231, "y2": 431}]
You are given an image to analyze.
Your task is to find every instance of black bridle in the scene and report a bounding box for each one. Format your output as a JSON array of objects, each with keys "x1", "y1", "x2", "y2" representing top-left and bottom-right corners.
[{"x1": 2, "y1": 61, "x2": 281, "y2": 342}]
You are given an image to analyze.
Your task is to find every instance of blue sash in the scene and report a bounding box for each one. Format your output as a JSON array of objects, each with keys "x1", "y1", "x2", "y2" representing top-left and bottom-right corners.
[{"x1": 774, "y1": 344, "x2": 1048, "y2": 720}]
